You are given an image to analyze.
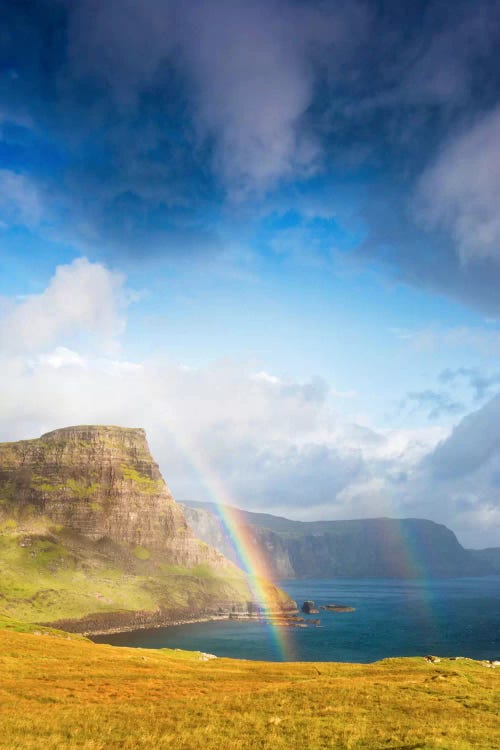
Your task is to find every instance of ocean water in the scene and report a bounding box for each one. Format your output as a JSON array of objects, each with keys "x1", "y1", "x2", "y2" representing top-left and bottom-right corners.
[{"x1": 92, "y1": 577, "x2": 500, "y2": 662}]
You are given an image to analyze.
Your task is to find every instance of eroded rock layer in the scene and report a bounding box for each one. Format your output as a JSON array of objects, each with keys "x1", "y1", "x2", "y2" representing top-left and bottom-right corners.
[{"x1": 0, "y1": 425, "x2": 226, "y2": 568}]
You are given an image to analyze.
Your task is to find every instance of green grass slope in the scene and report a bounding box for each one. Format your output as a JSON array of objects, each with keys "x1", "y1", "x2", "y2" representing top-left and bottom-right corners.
[
  {"x1": 0, "y1": 515, "x2": 289, "y2": 631},
  {"x1": 0, "y1": 629, "x2": 498, "y2": 749}
]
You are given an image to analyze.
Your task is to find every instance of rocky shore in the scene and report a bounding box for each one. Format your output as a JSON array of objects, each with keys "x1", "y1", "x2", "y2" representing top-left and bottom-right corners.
[
  {"x1": 84, "y1": 614, "x2": 232, "y2": 637},
  {"x1": 43, "y1": 604, "x2": 300, "y2": 637},
  {"x1": 42, "y1": 604, "x2": 244, "y2": 635}
]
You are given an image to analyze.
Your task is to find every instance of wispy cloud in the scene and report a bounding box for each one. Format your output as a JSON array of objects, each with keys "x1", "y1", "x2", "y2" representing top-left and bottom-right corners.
[
  {"x1": 403, "y1": 390, "x2": 464, "y2": 420},
  {"x1": 439, "y1": 367, "x2": 500, "y2": 401},
  {"x1": 0, "y1": 170, "x2": 42, "y2": 228},
  {"x1": 391, "y1": 326, "x2": 500, "y2": 355}
]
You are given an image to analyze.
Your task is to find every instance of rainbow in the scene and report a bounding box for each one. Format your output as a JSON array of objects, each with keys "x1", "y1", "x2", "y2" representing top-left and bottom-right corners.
[
  {"x1": 389, "y1": 518, "x2": 439, "y2": 636},
  {"x1": 169, "y1": 428, "x2": 293, "y2": 660},
  {"x1": 163, "y1": 429, "x2": 438, "y2": 662}
]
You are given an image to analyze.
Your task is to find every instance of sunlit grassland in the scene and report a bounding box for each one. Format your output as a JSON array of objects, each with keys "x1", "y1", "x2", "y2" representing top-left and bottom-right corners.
[
  {"x1": 0, "y1": 630, "x2": 498, "y2": 750},
  {"x1": 0, "y1": 613, "x2": 86, "y2": 638}
]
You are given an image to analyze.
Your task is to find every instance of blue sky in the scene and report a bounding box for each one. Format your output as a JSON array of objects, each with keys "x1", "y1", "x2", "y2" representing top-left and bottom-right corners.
[{"x1": 1, "y1": 0, "x2": 500, "y2": 546}]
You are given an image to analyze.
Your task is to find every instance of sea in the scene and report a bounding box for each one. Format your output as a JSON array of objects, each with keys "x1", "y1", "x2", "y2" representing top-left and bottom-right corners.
[{"x1": 92, "y1": 577, "x2": 500, "y2": 662}]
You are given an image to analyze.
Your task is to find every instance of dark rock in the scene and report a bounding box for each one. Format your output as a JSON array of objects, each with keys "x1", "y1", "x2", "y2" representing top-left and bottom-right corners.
[{"x1": 323, "y1": 604, "x2": 355, "y2": 613}]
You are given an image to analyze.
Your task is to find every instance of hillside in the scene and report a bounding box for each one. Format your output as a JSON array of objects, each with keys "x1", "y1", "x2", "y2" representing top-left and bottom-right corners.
[
  {"x1": 182, "y1": 501, "x2": 490, "y2": 579},
  {"x1": 0, "y1": 426, "x2": 293, "y2": 632},
  {"x1": 0, "y1": 628, "x2": 498, "y2": 750}
]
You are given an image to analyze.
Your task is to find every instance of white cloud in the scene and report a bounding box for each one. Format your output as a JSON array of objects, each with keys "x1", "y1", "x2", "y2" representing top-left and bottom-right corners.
[
  {"x1": 0, "y1": 257, "x2": 129, "y2": 353},
  {"x1": 0, "y1": 341, "x2": 449, "y2": 534},
  {"x1": 1, "y1": 339, "x2": 497, "y2": 545},
  {"x1": 180, "y1": 0, "x2": 322, "y2": 195},
  {"x1": 0, "y1": 257, "x2": 498, "y2": 547},
  {"x1": 36, "y1": 347, "x2": 87, "y2": 369},
  {"x1": 416, "y1": 106, "x2": 500, "y2": 263}
]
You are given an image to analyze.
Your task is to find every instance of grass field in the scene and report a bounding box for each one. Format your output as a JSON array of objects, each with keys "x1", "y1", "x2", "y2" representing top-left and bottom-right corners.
[{"x1": 0, "y1": 629, "x2": 498, "y2": 749}]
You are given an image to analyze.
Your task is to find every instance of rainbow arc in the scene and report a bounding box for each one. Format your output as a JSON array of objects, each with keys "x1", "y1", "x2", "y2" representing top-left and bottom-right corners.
[{"x1": 167, "y1": 427, "x2": 293, "y2": 660}]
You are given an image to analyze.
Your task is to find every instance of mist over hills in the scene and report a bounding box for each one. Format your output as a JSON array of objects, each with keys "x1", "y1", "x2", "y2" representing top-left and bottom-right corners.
[{"x1": 181, "y1": 501, "x2": 499, "y2": 580}]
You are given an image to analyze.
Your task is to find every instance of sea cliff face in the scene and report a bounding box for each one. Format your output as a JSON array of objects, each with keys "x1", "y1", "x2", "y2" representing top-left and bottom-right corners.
[
  {"x1": 0, "y1": 426, "x2": 295, "y2": 631},
  {"x1": 182, "y1": 501, "x2": 492, "y2": 579},
  {"x1": 0, "y1": 425, "x2": 226, "y2": 569},
  {"x1": 468, "y1": 547, "x2": 500, "y2": 574},
  {"x1": 181, "y1": 503, "x2": 295, "y2": 578}
]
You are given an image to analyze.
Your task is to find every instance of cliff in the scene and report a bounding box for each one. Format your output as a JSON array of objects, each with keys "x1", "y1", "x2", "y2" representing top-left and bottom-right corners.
[
  {"x1": 181, "y1": 503, "x2": 295, "y2": 578},
  {"x1": 0, "y1": 425, "x2": 226, "y2": 568},
  {"x1": 182, "y1": 501, "x2": 492, "y2": 579},
  {"x1": 0, "y1": 426, "x2": 294, "y2": 631},
  {"x1": 468, "y1": 547, "x2": 500, "y2": 574}
]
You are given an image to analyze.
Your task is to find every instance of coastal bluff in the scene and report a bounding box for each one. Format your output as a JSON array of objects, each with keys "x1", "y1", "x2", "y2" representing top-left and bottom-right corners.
[
  {"x1": 0, "y1": 425, "x2": 294, "y2": 632},
  {"x1": 182, "y1": 500, "x2": 491, "y2": 579},
  {"x1": 0, "y1": 425, "x2": 225, "y2": 568}
]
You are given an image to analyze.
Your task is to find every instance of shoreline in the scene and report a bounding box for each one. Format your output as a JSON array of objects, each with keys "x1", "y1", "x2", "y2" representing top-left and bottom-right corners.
[
  {"x1": 44, "y1": 609, "x2": 298, "y2": 638},
  {"x1": 86, "y1": 614, "x2": 237, "y2": 637}
]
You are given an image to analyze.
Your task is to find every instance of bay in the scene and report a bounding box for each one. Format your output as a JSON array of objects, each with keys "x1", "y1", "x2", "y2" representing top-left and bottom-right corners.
[{"x1": 92, "y1": 576, "x2": 500, "y2": 662}]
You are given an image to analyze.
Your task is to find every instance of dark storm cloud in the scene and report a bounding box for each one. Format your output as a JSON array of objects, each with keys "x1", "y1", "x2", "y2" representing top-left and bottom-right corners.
[
  {"x1": 359, "y1": 197, "x2": 500, "y2": 315},
  {"x1": 425, "y1": 394, "x2": 500, "y2": 479},
  {"x1": 1, "y1": 0, "x2": 500, "y2": 309},
  {"x1": 353, "y1": 0, "x2": 500, "y2": 307}
]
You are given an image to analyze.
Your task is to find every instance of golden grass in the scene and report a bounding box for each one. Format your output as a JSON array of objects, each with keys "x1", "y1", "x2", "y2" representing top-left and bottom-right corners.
[{"x1": 0, "y1": 630, "x2": 498, "y2": 749}]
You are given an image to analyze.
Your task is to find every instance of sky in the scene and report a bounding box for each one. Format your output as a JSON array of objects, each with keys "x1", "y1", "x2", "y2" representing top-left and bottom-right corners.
[{"x1": 1, "y1": 0, "x2": 500, "y2": 547}]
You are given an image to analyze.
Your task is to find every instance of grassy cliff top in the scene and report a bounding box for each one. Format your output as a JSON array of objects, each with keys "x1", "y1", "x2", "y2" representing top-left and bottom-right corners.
[
  {"x1": 40, "y1": 425, "x2": 147, "y2": 438},
  {"x1": 0, "y1": 425, "x2": 148, "y2": 448},
  {"x1": 0, "y1": 628, "x2": 498, "y2": 750}
]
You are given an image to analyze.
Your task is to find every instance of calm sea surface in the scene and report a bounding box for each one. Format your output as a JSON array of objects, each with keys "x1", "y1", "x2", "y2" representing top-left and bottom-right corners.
[{"x1": 92, "y1": 577, "x2": 500, "y2": 662}]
